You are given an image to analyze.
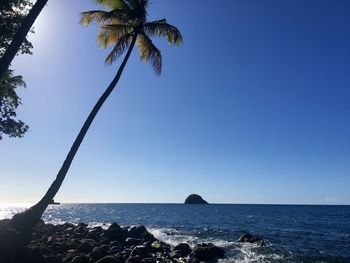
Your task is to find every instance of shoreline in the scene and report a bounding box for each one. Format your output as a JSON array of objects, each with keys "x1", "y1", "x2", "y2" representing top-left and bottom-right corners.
[
  {"x1": 0, "y1": 220, "x2": 226, "y2": 263},
  {"x1": 1, "y1": 204, "x2": 349, "y2": 262}
]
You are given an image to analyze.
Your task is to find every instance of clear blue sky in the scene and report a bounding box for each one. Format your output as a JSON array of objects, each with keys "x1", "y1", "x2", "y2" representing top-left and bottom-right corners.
[{"x1": 1, "y1": 0, "x2": 349, "y2": 204}]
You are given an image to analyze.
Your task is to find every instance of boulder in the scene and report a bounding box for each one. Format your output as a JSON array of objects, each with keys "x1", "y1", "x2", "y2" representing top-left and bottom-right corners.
[
  {"x1": 128, "y1": 225, "x2": 148, "y2": 238},
  {"x1": 173, "y1": 242, "x2": 191, "y2": 257},
  {"x1": 78, "y1": 241, "x2": 92, "y2": 253},
  {"x1": 89, "y1": 247, "x2": 104, "y2": 261},
  {"x1": 192, "y1": 243, "x2": 225, "y2": 261},
  {"x1": 238, "y1": 233, "x2": 265, "y2": 246},
  {"x1": 108, "y1": 245, "x2": 122, "y2": 255},
  {"x1": 104, "y1": 223, "x2": 125, "y2": 242},
  {"x1": 125, "y1": 237, "x2": 142, "y2": 246},
  {"x1": 130, "y1": 245, "x2": 149, "y2": 257},
  {"x1": 95, "y1": 255, "x2": 123, "y2": 263},
  {"x1": 70, "y1": 255, "x2": 89, "y2": 263},
  {"x1": 184, "y1": 194, "x2": 208, "y2": 204}
]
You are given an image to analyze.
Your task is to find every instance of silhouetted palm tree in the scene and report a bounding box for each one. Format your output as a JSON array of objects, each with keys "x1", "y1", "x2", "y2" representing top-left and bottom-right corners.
[
  {"x1": 11, "y1": 0, "x2": 182, "y2": 241},
  {"x1": 0, "y1": 0, "x2": 48, "y2": 80}
]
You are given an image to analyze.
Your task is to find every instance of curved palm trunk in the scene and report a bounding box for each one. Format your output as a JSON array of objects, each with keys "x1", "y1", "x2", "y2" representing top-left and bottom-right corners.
[
  {"x1": 0, "y1": 0, "x2": 48, "y2": 80},
  {"x1": 11, "y1": 35, "x2": 137, "y2": 242}
]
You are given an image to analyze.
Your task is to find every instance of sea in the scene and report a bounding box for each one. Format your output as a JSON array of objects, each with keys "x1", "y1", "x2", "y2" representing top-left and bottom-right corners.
[{"x1": 1, "y1": 203, "x2": 350, "y2": 262}]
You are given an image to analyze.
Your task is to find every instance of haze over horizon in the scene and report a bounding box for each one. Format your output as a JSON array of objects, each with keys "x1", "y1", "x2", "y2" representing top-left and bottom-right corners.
[{"x1": 1, "y1": 0, "x2": 350, "y2": 205}]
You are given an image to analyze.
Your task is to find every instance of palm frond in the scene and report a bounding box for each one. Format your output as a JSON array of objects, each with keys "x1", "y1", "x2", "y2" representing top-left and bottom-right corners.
[
  {"x1": 1, "y1": 70, "x2": 26, "y2": 89},
  {"x1": 97, "y1": 24, "x2": 133, "y2": 48},
  {"x1": 144, "y1": 19, "x2": 182, "y2": 45},
  {"x1": 95, "y1": 0, "x2": 130, "y2": 10},
  {"x1": 105, "y1": 33, "x2": 132, "y2": 64},
  {"x1": 136, "y1": 33, "x2": 162, "y2": 75},
  {"x1": 8, "y1": 76, "x2": 26, "y2": 88},
  {"x1": 80, "y1": 10, "x2": 135, "y2": 26}
]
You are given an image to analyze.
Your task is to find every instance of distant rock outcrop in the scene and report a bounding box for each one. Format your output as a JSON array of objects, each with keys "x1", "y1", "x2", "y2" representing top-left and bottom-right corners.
[
  {"x1": 184, "y1": 194, "x2": 208, "y2": 204},
  {"x1": 238, "y1": 233, "x2": 265, "y2": 246}
]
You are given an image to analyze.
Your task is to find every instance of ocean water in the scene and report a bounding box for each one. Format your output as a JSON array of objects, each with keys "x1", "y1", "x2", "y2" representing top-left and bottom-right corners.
[{"x1": 1, "y1": 203, "x2": 350, "y2": 262}]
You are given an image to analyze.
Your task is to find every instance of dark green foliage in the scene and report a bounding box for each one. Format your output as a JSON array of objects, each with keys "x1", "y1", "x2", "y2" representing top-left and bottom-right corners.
[
  {"x1": 0, "y1": 0, "x2": 34, "y2": 57},
  {"x1": 0, "y1": 69, "x2": 28, "y2": 140},
  {"x1": 0, "y1": 0, "x2": 34, "y2": 140}
]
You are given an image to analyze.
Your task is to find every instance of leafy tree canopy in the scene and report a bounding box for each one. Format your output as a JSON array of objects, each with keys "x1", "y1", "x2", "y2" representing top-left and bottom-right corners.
[
  {"x1": 0, "y1": 0, "x2": 34, "y2": 57},
  {"x1": 0, "y1": 0, "x2": 33, "y2": 140},
  {"x1": 0, "y1": 69, "x2": 28, "y2": 140}
]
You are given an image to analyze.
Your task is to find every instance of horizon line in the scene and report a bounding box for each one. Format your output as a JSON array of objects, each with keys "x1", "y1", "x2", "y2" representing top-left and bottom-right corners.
[{"x1": 1, "y1": 202, "x2": 349, "y2": 206}]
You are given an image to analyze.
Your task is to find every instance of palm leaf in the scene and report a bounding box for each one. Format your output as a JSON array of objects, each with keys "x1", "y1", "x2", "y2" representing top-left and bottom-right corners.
[
  {"x1": 95, "y1": 0, "x2": 130, "y2": 10},
  {"x1": 144, "y1": 19, "x2": 182, "y2": 45},
  {"x1": 97, "y1": 24, "x2": 133, "y2": 48},
  {"x1": 105, "y1": 33, "x2": 132, "y2": 64},
  {"x1": 80, "y1": 10, "x2": 135, "y2": 26},
  {"x1": 136, "y1": 33, "x2": 162, "y2": 75}
]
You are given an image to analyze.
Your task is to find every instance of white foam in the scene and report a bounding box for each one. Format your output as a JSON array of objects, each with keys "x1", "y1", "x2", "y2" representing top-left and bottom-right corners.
[
  {"x1": 149, "y1": 227, "x2": 200, "y2": 247},
  {"x1": 149, "y1": 227, "x2": 287, "y2": 263},
  {"x1": 88, "y1": 222, "x2": 111, "y2": 229}
]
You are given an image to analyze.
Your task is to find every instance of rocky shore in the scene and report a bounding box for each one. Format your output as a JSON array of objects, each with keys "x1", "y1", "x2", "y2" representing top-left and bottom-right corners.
[{"x1": 0, "y1": 221, "x2": 226, "y2": 263}]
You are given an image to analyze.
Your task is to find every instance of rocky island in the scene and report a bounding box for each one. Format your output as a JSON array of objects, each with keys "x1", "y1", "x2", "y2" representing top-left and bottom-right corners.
[{"x1": 184, "y1": 194, "x2": 208, "y2": 204}]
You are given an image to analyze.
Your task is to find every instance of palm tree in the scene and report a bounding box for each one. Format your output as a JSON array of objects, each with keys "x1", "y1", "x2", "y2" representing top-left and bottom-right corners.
[
  {"x1": 10, "y1": 0, "x2": 182, "y2": 241},
  {"x1": 0, "y1": 0, "x2": 48, "y2": 80}
]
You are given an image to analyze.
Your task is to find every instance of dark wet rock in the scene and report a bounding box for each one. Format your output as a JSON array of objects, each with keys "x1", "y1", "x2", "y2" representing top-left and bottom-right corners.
[
  {"x1": 192, "y1": 243, "x2": 225, "y2": 261},
  {"x1": 104, "y1": 223, "x2": 125, "y2": 242},
  {"x1": 140, "y1": 257, "x2": 156, "y2": 263},
  {"x1": 68, "y1": 239, "x2": 81, "y2": 249},
  {"x1": 100, "y1": 236, "x2": 112, "y2": 244},
  {"x1": 126, "y1": 256, "x2": 142, "y2": 263},
  {"x1": 128, "y1": 225, "x2": 148, "y2": 238},
  {"x1": 125, "y1": 237, "x2": 142, "y2": 246},
  {"x1": 40, "y1": 246, "x2": 55, "y2": 256},
  {"x1": 99, "y1": 244, "x2": 111, "y2": 255},
  {"x1": 49, "y1": 241, "x2": 68, "y2": 253},
  {"x1": 109, "y1": 241, "x2": 120, "y2": 247},
  {"x1": 87, "y1": 230, "x2": 101, "y2": 241},
  {"x1": 1, "y1": 221, "x2": 233, "y2": 263},
  {"x1": 63, "y1": 223, "x2": 75, "y2": 228},
  {"x1": 95, "y1": 255, "x2": 123, "y2": 263},
  {"x1": 28, "y1": 246, "x2": 45, "y2": 263},
  {"x1": 173, "y1": 242, "x2": 191, "y2": 257},
  {"x1": 184, "y1": 194, "x2": 208, "y2": 204},
  {"x1": 238, "y1": 233, "x2": 265, "y2": 246},
  {"x1": 108, "y1": 223, "x2": 122, "y2": 231},
  {"x1": 130, "y1": 245, "x2": 149, "y2": 257},
  {"x1": 75, "y1": 223, "x2": 88, "y2": 234},
  {"x1": 63, "y1": 249, "x2": 79, "y2": 263},
  {"x1": 141, "y1": 232, "x2": 157, "y2": 243},
  {"x1": 150, "y1": 240, "x2": 170, "y2": 253},
  {"x1": 78, "y1": 241, "x2": 92, "y2": 253},
  {"x1": 70, "y1": 255, "x2": 89, "y2": 263},
  {"x1": 90, "y1": 246, "x2": 104, "y2": 261},
  {"x1": 77, "y1": 223, "x2": 88, "y2": 228},
  {"x1": 109, "y1": 245, "x2": 123, "y2": 255}
]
